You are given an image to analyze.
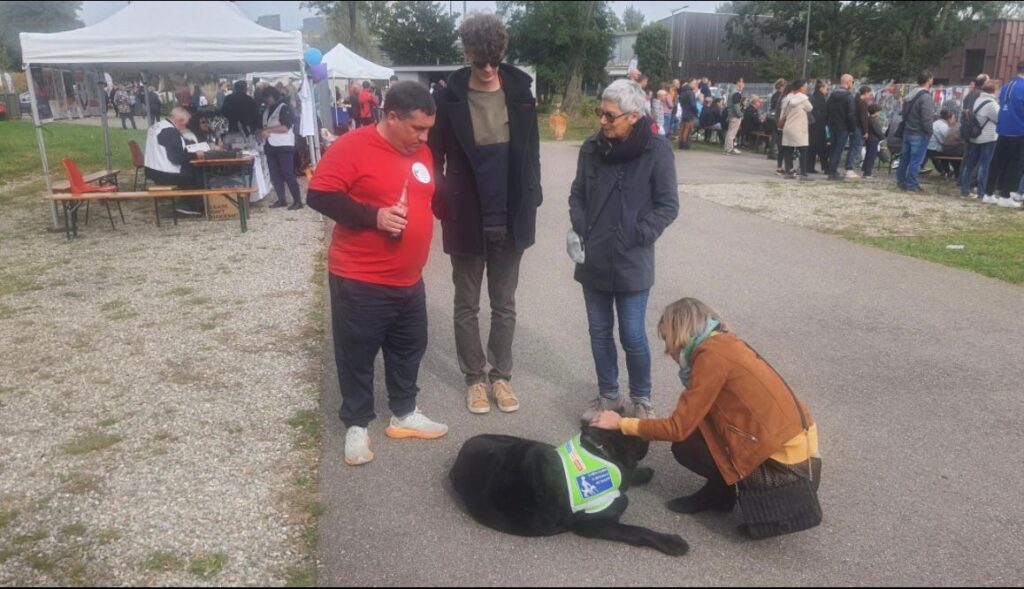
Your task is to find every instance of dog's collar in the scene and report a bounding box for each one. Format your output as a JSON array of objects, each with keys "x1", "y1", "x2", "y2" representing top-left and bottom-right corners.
[{"x1": 555, "y1": 434, "x2": 623, "y2": 514}]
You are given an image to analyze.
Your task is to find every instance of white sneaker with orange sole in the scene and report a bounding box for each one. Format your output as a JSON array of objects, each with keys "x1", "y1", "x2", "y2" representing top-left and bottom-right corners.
[
  {"x1": 344, "y1": 426, "x2": 374, "y2": 466},
  {"x1": 385, "y1": 409, "x2": 448, "y2": 440}
]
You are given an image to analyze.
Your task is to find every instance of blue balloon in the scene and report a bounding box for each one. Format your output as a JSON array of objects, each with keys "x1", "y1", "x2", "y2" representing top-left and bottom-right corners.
[{"x1": 304, "y1": 48, "x2": 323, "y2": 66}]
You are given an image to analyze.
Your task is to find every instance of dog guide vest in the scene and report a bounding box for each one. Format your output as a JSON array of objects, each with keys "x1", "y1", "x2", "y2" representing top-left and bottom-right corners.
[{"x1": 555, "y1": 434, "x2": 623, "y2": 514}]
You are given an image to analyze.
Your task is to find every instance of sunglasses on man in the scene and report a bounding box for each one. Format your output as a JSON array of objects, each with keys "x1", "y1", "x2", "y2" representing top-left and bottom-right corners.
[{"x1": 472, "y1": 60, "x2": 501, "y2": 69}]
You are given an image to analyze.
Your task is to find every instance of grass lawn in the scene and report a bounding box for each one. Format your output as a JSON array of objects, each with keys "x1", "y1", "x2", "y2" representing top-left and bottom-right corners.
[
  {"x1": 0, "y1": 119, "x2": 146, "y2": 182},
  {"x1": 851, "y1": 224, "x2": 1024, "y2": 285}
]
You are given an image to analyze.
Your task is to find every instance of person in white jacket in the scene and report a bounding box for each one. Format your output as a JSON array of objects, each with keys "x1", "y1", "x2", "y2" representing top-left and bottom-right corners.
[
  {"x1": 779, "y1": 79, "x2": 814, "y2": 180},
  {"x1": 961, "y1": 81, "x2": 1000, "y2": 201}
]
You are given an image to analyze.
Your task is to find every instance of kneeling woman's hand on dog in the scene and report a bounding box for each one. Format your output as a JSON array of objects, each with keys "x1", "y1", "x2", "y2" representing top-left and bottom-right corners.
[{"x1": 590, "y1": 411, "x2": 623, "y2": 430}]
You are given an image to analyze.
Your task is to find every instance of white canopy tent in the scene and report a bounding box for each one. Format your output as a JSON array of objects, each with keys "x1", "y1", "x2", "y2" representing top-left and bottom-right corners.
[
  {"x1": 20, "y1": 0, "x2": 304, "y2": 224},
  {"x1": 322, "y1": 44, "x2": 394, "y2": 80}
]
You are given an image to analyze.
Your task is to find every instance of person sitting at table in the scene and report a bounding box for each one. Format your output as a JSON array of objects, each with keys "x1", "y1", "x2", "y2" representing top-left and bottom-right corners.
[
  {"x1": 260, "y1": 86, "x2": 304, "y2": 210},
  {"x1": 186, "y1": 113, "x2": 220, "y2": 147},
  {"x1": 145, "y1": 106, "x2": 206, "y2": 216}
]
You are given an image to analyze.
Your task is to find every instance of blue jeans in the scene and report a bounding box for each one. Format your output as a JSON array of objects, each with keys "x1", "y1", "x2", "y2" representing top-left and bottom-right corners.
[
  {"x1": 961, "y1": 141, "x2": 995, "y2": 197},
  {"x1": 582, "y1": 287, "x2": 652, "y2": 401},
  {"x1": 897, "y1": 134, "x2": 930, "y2": 190},
  {"x1": 863, "y1": 139, "x2": 880, "y2": 176},
  {"x1": 828, "y1": 130, "x2": 850, "y2": 177},
  {"x1": 847, "y1": 133, "x2": 864, "y2": 171}
]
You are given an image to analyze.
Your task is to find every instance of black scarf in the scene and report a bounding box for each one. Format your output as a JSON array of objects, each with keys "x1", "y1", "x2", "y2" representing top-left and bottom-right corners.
[{"x1": 597, "y1": 116, "x2": 652, "y2": 163}]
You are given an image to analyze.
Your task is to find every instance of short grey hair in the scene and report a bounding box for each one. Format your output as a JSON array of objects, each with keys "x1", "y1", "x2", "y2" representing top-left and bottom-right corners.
[
  {"x1": 602, "y1": 79, "x2": 647, "y2": 116},
  {"x1": 169, "y1": 106, "x2": 191, "y2": 123}
]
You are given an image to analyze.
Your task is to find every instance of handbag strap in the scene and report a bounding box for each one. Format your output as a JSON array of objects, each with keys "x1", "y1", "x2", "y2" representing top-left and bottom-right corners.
[{"x1": 740, "y1": 341, "x2": 814, "y2": 482}]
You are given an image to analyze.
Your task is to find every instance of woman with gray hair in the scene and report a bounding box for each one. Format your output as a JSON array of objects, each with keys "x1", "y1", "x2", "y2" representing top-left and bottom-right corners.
[{"x1": 570, "y1": 79, "x2": 679, "y2": 423}]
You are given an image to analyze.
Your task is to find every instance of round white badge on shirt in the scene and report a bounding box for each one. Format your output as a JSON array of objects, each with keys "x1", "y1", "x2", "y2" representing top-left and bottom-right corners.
[{"x1": 412, "y1": 162, "x2": 431, "y2": 184}]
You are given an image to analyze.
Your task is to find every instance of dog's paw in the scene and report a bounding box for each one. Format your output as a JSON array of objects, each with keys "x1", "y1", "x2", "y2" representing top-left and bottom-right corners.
[
  {"x1": 632, "y1": 466, "x2": 655, "y2": 486},
  {"x1": 657, "y1": 533, "x2": 690, "y2": 557}
]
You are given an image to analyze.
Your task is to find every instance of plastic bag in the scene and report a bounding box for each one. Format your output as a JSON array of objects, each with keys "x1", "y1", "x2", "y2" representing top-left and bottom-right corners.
[{"x1": 566, "y1": 229, "x2": 585, "y2": 264}]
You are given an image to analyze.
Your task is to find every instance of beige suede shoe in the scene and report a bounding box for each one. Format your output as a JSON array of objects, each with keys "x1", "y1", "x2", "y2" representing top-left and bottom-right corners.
[
  {"x1": 492, "y1": 380, "x2": 520, "y2": 413},
  {"x1": 467, "y1": 382, "x2": 491, "y2": 414}
]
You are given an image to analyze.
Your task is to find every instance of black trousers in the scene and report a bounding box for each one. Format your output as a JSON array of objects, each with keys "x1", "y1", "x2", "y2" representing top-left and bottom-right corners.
[
  {"x1": 145, "y1": 167, "x2": 203, "y2": 210},
  {"x1": 781, "y1": 146, "x2": 808, "y2": 176},
  {"x1": 986, "y1": 135, "x2": 1024, "y2": 197},
  {"x1": 809, "y1": 130, "x2": 829, "y2": 172},
  {"x1": 330, "y1": 274, "x2": 427, "y2": 428},
  {"x1": 671, "y1": 430, "x2": 730, "y2": 491}
]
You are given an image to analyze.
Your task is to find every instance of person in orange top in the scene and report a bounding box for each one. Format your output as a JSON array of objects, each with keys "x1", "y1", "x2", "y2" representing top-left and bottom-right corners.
[{"x1": 590, "y1": 298, "x2": 821, "y2": 532}]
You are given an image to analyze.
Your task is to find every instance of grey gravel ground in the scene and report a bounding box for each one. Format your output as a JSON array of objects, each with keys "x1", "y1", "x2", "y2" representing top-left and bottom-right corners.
[{"x1": 0, "y1": 186, "x2": 324, "y2": 586}]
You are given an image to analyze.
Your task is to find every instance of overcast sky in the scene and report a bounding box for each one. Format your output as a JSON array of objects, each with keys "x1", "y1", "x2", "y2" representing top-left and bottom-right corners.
[{"x1": 81, "y1": 1, "x2": 724, "y2": 31}]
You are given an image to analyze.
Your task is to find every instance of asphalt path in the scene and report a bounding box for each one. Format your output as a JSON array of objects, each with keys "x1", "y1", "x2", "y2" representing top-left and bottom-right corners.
[{"x1": 317, "y1": 142, "x2": 1024, "y2": 586}]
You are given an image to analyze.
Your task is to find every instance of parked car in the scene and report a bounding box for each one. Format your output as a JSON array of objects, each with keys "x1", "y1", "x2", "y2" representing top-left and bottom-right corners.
[{"x1": 20, "y1": 92, "x2": 31, "y2": 112}]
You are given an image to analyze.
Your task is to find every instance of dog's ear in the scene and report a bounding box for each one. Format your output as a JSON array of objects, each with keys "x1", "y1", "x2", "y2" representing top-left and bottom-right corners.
[{"x1": 581, "y1": 426, "x2": 648, "y2": 470}]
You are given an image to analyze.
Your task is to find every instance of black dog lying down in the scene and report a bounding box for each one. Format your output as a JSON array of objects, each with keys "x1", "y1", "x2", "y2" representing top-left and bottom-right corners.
[{"x1": 449, "y1": 427, "x2": 688, "y2": 556}]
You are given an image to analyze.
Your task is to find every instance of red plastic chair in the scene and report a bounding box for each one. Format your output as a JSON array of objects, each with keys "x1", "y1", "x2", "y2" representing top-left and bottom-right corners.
[
  {"x1": 128, "y1": 140, "x2": 147, "y2": 190},
  {"x1": 62, "y1": 158, "x2": 122, "y2": 230}
]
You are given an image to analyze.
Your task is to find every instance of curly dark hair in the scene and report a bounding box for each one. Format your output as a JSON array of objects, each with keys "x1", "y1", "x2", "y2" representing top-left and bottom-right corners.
[{"x1": 458, "y1": 13, "x2": 508, "y2": 64}]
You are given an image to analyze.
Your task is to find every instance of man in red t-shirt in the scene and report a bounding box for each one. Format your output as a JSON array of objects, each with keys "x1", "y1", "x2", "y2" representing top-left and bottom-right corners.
[
  {"x1": 358, "y1": 81, "x2": 379, "y2": 128},
  {"x1": 307, "y1": 81, "x2": 447, "y2": 466}
]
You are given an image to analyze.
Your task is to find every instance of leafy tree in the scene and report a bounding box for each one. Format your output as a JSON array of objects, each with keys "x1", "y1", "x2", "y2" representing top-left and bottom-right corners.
[
  {"x1": 725, "y1": 0, "x2": 1021, "y2": 82},
  {"x1": 0, "y1": 1, "x2": 83, "y2": 67},
  {"x1": 303, "y1": 1, "x2": 388, "y2": 61},
  {"x1": 756, "y1": 51, "x2": 797, "y2": 82},
  {"x1": 370, "y1": 1, "x2": 460, "y2": 65},
  {"x1": 862, "y1": 1, "x2": 1006, "y2": 81},
  {"x1": 724, "y1": 1, "x2": 865, "y2": 82},
  {"x1": 622, "y1": 5, "x2": 645, "y2": 32},
  {"x1": 635, "y1": 23, "x2": 670, "y2": 90},
  {"x1": 499, "y1": 1, "x2": 617, "y2": 113}
]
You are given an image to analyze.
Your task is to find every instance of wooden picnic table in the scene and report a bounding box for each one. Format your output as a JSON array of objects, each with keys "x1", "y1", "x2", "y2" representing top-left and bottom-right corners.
[{"x1": 46, "y1": 187, "x2": 257, "y2": 240}]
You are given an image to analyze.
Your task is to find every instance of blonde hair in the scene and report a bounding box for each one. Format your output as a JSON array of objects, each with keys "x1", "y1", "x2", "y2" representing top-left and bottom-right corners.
[{"x1": 657, "y1": 298, "x2": 730, "y2": 358}]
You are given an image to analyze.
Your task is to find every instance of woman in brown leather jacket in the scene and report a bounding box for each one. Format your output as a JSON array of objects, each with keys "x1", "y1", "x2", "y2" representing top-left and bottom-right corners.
[{"x1": 591, "y1": 297, "x2": 821, "y2": 535}]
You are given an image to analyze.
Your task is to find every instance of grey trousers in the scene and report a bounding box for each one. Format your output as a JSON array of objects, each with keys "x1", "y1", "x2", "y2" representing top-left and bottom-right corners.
[{"x1": 450, "y1": 227, "x2": 523, "y2": 386}]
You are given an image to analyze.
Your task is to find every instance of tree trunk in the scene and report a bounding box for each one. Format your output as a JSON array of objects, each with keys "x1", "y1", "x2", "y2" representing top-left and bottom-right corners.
[
  {"x1": 561, "y1": 1, "x2": 595, "y2": 116},
  {"x1": 348, "y1": 1, "x2": 358, "y2": 41}
]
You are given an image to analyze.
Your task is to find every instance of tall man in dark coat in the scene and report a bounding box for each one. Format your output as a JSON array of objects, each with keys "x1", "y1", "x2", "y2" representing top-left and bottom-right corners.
[
  {"x1": 221, "y1": 80, "x2": 261, "y2": 136},
  {"x1": 428, "y1": 13, "x2": 542, "y2": 416},
  {"x1": 826, "y1": 74, "x2": 857, "y2": 181}
]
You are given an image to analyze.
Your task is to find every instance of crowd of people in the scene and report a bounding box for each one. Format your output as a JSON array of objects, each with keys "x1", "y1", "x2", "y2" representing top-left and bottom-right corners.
[
  {"x1": 140, "y1": 77, "x2": 310, "y2": 216},
  {"x1": 306, "y1": 12, "x2": 822, "y2": 540},
  {"x1": 632, "y1": 64, "x2": 1024, "y2": 209}
]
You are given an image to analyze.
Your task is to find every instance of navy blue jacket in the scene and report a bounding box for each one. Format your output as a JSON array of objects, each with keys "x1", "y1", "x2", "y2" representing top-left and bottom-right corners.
[{"x1": 568, "y1": 132, "x2": 679, "y2": 292}]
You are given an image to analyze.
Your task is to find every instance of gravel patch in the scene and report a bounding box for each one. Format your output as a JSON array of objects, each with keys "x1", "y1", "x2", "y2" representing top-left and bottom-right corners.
[
  {"x1": 689, "y1": 176, "x2": 1015, "y2": 237},
  {"x1": 0, "y1": 186, "x2": 325, "y2": 586}
]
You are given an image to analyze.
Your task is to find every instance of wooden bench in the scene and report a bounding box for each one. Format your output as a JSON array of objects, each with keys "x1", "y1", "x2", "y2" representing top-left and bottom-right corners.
[
  {"x1": 930, "y1": 155, "x2": 964, "y2": 180},
  {"x1": 46, "y1": 187, "x2": 257, "y2": 240},
  {"x1": 52, "y1": 169, "x2": 120, "y2": 192}
]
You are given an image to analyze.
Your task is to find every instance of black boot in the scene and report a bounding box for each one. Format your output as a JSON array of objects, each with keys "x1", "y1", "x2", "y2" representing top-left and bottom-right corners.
[
  {"x1": 666, "y1": 480, "x2": 736, "y2": 514},
  {"x1": 269, "y1": 201, "x2": 288, "y2": 208}
]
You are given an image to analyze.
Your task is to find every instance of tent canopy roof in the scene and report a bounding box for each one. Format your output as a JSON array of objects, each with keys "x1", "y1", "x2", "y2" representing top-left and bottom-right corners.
[
  {"x1": 322, "y1": 43, "x2": 394, "y2": 80},
  {"x1": 20, "y1": 1, "x2": 302, "y2": 73}
]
